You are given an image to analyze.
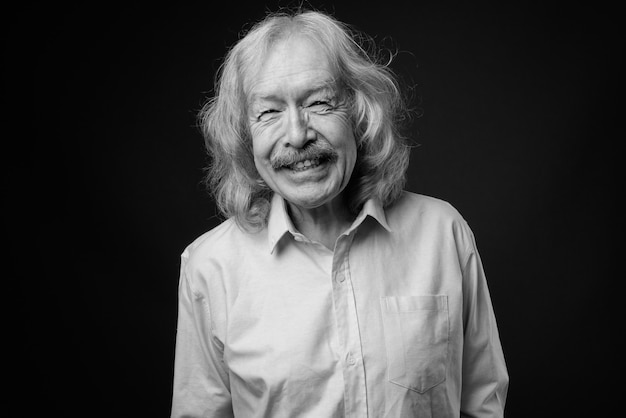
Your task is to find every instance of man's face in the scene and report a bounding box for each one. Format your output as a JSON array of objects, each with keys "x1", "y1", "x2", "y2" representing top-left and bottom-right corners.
[{"x1": 247, "y1": 35, "x2": 357, "y2": 211}]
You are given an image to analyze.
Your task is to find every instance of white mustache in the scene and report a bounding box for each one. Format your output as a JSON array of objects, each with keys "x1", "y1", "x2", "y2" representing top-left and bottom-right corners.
[{"x1": 270, "y1": 141, "x2": 338, "y2": 169}]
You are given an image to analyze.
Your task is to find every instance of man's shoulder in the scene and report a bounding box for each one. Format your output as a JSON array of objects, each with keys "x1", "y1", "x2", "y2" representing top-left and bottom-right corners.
[
  {"x1": 388, "y1": 191, "x2": 466, "y2": 226},
  {"x1": 181, "y1": 217, "x2": 266, "y2": 265},
  {"x1": 385, "y1": 191, "x2": 476, "y2": 256}
]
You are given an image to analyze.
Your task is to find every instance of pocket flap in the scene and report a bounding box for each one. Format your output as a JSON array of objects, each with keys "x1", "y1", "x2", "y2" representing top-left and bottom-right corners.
[{"x1": 383, "y1": 295, "x2": 448, "y2": 312}]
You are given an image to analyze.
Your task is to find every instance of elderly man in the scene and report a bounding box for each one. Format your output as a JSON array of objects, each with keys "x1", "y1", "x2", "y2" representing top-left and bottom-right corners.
[{"x1": 172, "y1": 9, "x2": 508, "y2": 418}]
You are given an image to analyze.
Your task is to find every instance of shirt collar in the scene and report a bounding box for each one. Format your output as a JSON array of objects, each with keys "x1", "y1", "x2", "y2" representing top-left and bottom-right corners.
[
  {"x1": 267, "y1": 193, "x2": 392, "y2": 253},
  {"x1": 267, "y1": 193, "x2": 298, "y2": 253},
  {"x1": 352, "y1": 196, "x2": 393, "y2": 234}
]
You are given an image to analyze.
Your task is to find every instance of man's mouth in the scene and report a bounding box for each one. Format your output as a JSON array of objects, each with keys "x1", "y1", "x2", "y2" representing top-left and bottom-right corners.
[
  {"x1": 284, "y1": 157, "x2": 323, "y2": 172},
  {"x1": 270, "y1": 143, "x2": 338, "y2": 171}
]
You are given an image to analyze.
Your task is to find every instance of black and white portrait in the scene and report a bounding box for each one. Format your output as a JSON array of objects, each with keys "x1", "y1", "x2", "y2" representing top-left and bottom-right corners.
[{"x1": 12, "y1": 1, "x2": 619, "y2": 417}]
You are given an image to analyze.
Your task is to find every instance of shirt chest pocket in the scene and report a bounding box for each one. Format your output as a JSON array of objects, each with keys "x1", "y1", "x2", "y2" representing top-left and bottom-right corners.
[{"x1": 380, "y1": 295, "x2": 449, "y2": 393}]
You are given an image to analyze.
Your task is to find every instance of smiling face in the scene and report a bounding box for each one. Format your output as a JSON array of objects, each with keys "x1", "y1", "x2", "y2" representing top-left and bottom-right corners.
[{"x1": 247, "y1": 35, "x2": 357, "y2": 211}]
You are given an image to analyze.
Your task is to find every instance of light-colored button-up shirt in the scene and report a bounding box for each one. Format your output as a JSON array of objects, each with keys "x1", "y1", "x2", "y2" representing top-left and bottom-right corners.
[{"x1": 171, "y1": 192, "x2": 509, "y2": 417}]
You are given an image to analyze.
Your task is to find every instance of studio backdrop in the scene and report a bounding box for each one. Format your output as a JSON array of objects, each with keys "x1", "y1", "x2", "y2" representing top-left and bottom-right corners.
[{"x1": 11, "y1": 1, "x2": 619, "y2": 416}]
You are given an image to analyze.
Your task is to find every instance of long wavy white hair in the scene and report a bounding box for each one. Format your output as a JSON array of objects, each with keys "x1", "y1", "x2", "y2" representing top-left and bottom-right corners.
[{"x1": 199, "y1": 9, "x2": 412, "y2": 232}]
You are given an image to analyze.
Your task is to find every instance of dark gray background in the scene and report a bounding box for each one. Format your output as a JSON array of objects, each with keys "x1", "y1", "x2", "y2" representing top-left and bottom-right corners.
[{"x1": 9, "y1": 1, "x2": 619, "y2": 416}]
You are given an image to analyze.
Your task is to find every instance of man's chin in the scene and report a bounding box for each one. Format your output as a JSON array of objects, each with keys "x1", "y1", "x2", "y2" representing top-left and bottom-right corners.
[{"x1": 279, "y1": 185, "x2": 347, "y2": 213}]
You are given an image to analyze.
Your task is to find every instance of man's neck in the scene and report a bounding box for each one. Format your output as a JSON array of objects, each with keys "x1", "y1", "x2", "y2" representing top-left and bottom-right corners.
[{"x1": 287, "y1": 199, "x2": 354, "y2": 250}]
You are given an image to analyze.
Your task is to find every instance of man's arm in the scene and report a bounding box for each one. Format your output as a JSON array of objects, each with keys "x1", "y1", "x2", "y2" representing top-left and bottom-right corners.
[
  {"x1": 460, "y1": 234, "x2": 509, "y2": 417},
  {"x1": 171, "y1": 260, "x2": 234, "y2": 418}
]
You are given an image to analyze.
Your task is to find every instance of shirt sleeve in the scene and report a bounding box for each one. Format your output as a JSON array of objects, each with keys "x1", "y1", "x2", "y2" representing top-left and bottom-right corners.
[
  {"x1": 459, "y1": 228, "x2": 509, "y2": 417},
  {"x1": 171, "y1": 256, "x2": 234, "y2": 418}
]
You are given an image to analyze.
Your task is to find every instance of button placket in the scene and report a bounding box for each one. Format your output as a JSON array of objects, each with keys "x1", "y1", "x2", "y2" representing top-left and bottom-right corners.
[{"x1": 331, "y1": 233, "x2": 368, "y2": 417}]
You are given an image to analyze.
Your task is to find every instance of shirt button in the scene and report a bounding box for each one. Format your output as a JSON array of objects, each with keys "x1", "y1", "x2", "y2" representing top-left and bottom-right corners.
[
  {"x1": 337, "y1": 274, "x2": 345, "y2": 283},
  {"x1": 348, "y1": 356, "x2": 356, "y2": 365}
]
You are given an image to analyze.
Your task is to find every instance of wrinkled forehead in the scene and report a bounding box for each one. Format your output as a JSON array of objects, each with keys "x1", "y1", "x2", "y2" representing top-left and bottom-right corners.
[{"x1": 241, "y1": 33, "x2": 343, "y2": 101}]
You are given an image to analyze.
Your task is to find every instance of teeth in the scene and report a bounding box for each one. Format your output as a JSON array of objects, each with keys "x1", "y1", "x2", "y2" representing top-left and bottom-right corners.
[{"x1": 289, "y1": 158, "x2": 321, "y2": 171}]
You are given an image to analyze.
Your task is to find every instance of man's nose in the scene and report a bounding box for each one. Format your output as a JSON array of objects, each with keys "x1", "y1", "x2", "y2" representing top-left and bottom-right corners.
[{"x1": 285, "y1": 107, "x2": 313, "y2": 148}]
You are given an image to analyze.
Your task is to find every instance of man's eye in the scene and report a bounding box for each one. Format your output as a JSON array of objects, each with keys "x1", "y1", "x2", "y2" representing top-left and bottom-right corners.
[
  {"x1": 307, "y1": 101, "x2": 333, "y2": 113},
  {"x1": 258, "y1": 109, "x2": 280, "y2": 121}
]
